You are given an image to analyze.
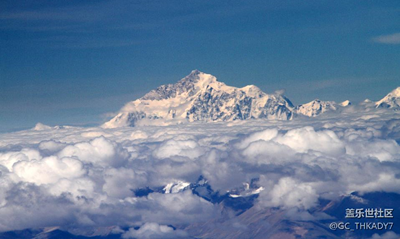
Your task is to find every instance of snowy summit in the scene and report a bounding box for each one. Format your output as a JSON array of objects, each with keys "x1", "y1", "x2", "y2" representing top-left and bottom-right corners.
[
  {"x1": 104, "y1": 70, "x2": 399, "y2": 128},
  {"x1": 103, "y1": 70, "x2": 294, "y2": 128},
  {"x1": 375, "y1": 87, "x2": 400, "y2": 109},
  {"x1": 295, "y1": 99, "x2": 337, "y2": 117}
]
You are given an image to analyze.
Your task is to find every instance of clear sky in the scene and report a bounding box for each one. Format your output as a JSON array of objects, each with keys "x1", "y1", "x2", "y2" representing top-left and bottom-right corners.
[{"x1": 1, "y1": 0, "x2": 399, "y2": 132}]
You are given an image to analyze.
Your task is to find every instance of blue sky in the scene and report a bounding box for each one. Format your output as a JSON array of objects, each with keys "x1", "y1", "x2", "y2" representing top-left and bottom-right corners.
[{"x1": 1, "y1": 0, "x2": 399, "y2": 132}]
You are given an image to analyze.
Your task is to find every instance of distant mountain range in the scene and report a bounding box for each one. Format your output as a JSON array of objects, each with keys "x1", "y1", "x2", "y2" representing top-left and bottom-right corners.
[{"x1": 103, "y1": 70, "x2": 399, "y2": 128}]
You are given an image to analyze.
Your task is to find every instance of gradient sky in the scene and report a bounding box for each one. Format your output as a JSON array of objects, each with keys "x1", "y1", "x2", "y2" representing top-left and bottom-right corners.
[{"x1": 1, "y1": 0, "x2": 399, "y2": 132}]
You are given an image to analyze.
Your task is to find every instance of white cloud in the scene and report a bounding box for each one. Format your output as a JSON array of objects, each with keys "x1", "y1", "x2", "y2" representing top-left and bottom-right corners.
[
  {"x1": 349, "y1": 173, "x2": 400, "y2": 193},
  {"x1": 58, "y1": 136, "x2": 129, "y2": 167},
  {"x1": 258, "y1": 177, "x2": 318, "y2": 209},
  {"x1": 345, "y1": 138, "x2": 400, "y2": 162},
  {"x1": 237, "y1": 128, "x2": 279, "y2": 149},
  {"x1": 201, "y1": 150, "x2": 245, "y2": 192},
  {"x1": 373, "y1": 33, "x2": 400, "y2": 44},
  {"x1": 13, "y1": 156, "x2": 86, "y2": 185},
  {"x1": 153, "y1": 139, "x2": 203, "y2": 160},
  {"x1": 139, "y1": 191, "x2": 217, "y2": 224},
  {"x1": 0, "y1": 148, "x2": 42, "y2": 171},
  {"x1": 0, "y1": 111, "x2": 399, "y2": 236},
  {"x1": 48, "y1": 177, "x2": 96, "y2": 199},
  {"x1": 103, "y1": 167, "x2": 148, "y2": 198},
  {"x1": 0, "y1": 183, "x2": 80, "y2": 231},
  {"x1": 241, "y1": 140, "x2": 295, "y2": 164},
  {"x1": 38, "y1": 140, "x2": 66, "y2": 154},
  {"x1": 275, "y1": 126, "x2": 345, "y2": 156}
]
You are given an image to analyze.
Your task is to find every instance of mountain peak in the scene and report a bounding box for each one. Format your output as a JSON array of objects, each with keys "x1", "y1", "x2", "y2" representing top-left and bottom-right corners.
[
  {"x1": 340, "y1": 100, "x2": 351, "y2": 107},
  {"x1": 189, "y1": 69, "x2": 201, "y2": 76},
  {"x1": 103, "y1": 71, "x2": 295, "y2": 128},
  {"x1": 140, "y1": 70, "x2": 217, "y2": 101},
  {"x1": 181, "y1": 69, "x2": 201, "y2": 83},
  {"x1": 391, "y1": 87, "x2": 400, "y2": 96},
  {"x1": 375, "y1": 86, "x2": 400, "y2": 109},
  {"x1": 178, "y1": 70, "x2": 218, "y2": 87},
  {"x1": 296, "y1": 99, "x2": 337, "y2": 117}
]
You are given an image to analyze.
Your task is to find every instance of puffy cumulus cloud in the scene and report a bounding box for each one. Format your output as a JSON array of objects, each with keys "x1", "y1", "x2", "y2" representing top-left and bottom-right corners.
[
  {"x1": 258, "y1": 177, "x2": 318, "y2": 209},
  {"x1": 275, "y1": 127, "x2": 345, "y2": 156},
  {"x1": 13, "y1": 156, "x2": 86, "y2": 185},
  {"x1": 0, "y1": 168, "x2": 14, "y2": 207},
  {"x1": 138, "y1": 191, "x2": 217, "y2": 224},
  {"x1": 349, "y1": 173, "x2": 400, "y2": 194},
  {"x1": 103, "y1": 167, "x2": 148, "y2": 198},
  {"x1": 58, "y1": 136, "x2": 129, "y2": 167},
  {"x1": 48, "y1": 178, "x2": 96, "y2": 200},
  {"x1": 147, "y1": 159, "x2": 201, "y2": 187},
  {"x1": 0, "y1": 112, "x2": 399, "y2": 236},
  {"x1": 241, "y1": 140, "x2": 295, "y2": 164},
  {"x1": 0, "y1": 148, "x2": 41, "y2": 171},
  {"x1": 0, "y1": 183, "x2": 79, "y2": 232},
  {"x1": 341, "y1": 127, "x2": 382, "y2": 141},
  {"x1": 345, "y1": 138, "x2": 400, "y2": 162},
  {"x1": 122, "y1": 223, "x2": 188, "y2": 239},
  {"x1": 108, "y1": 190, "x2": 216, "y2": 227},
  {"x1": 153, "y1": 139, "x2": 204, "y2": 160},
  {"x1": 200, "y1": 150, "x2": 245, "y2": 192},
  {"x1": 38, "y1": 140, "x2": 66, "y2": 154},
  {"x1": 237, "y1": 126, "x2": 345, "y2": 164},
  {"x1": 237, "y1": 128, "x2": 279, "y2": 149}
]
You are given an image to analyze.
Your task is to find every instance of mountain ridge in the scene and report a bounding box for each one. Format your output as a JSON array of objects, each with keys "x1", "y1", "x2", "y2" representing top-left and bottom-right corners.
[
  {"x1": 103, "y1": 70, "x2": 399, "y2": 128},
  {"x1": 103, "y1": 70, "x2": 295, "y2": 128}
]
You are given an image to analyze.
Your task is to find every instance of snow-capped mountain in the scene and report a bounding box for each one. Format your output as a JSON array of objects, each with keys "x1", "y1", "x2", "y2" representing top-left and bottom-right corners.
[
  {"x1": 163, "y1": 181, "x2": 191, "y2": 194},
  {"x1": 339, "y1": 100, "x2": 351, "y2": 107},
  {"x1": 103, "y1": 71, "x2": 399, "y2": 128},
  {"x1": 295, "y1": 99, "x2": 338, "y2": 117},
  {"x1": 375, "y1": 87, "x2": 400, "y2": 109},
  {"x1": 103, "y1": 70, "x2": 295, "y2": 128}
]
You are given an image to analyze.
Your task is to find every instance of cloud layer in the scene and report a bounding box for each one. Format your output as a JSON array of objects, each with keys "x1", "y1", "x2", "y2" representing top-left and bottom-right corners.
[
  {"x1": 373, "y1": 32, "x2": 400, "y2": 44},
  {"x1": 0, "y1": 111, "x2": 399, "y2": 237}
]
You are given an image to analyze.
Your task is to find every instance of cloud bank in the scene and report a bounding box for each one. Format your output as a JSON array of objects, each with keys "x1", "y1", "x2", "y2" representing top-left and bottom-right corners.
[{"x1": 0, "y1": 110, "x2": 399, "y2": 237}]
